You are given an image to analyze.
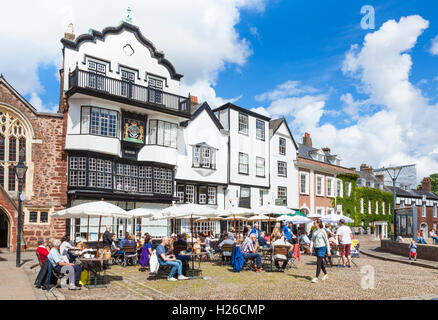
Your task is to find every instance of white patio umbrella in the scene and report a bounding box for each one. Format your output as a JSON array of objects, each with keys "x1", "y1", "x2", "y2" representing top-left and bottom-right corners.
[
  {"x1": 128, "y1": 204, "x2": 172, "y2": 237},
  {"x1": 307, "y1": 213, "x2": 322, "y2": 219},
  {"x1": 253, "y1": 204, "x2": 295, "y2": 236},
  {"x1": 248, "y1": 214, "x2": 271, "y2": 222},
  {"x1": 321, "y1": 214, "x2": 354, "y2": 224},
  {"x1": 218, "y1": 207, "x2": 253, "y2": 244},
  {"x1": 159, "y1": 203, "x2": 220, "y2": 276},
  {"x1": 51, "y1": 201, "x2": 129, "y2": 257},
  {"x1": 276, "y1": 215, "x2": 312, "y2": 224}
]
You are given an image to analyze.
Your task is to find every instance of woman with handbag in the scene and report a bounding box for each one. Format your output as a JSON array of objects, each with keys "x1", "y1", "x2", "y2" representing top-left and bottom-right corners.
[{"x1": 310, "y1": 218, "x2": 331, "y2": 283}]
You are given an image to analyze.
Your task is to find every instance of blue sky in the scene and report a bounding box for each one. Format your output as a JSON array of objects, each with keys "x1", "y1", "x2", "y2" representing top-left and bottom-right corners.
[{"x1": 0, "y1": 0, "x2": 437, "y2": 181}]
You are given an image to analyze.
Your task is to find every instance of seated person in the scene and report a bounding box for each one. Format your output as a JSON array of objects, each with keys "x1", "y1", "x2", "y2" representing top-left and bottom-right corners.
[
  {"x1": 60, "y1": 235, "x2": 75, "y2": 263},
  {"x1": 156, "y1": 237, "x2": 189, "y2": 281},
  {"x1": 140, "y1": 235, "x2": 153, "y2": 268},
  {"x1": 271, "y1": 232, "x2": 293, "y2": 270},
  {"x1": 241, "y1": 233, "x2": 264, "y2": 272},
  {"x1": 258, "y1": 231, "x2": 269, "y2": 248},
  {"x1": 36, "y1": 239, "x2": 49, "y2": 264},
  {"x1": 218, "y1": 232, "x2": 235, "y2": 263},
  {"x1": 417, "y1": 231, "x2": 426, "y2": 244},
  {"x1": 173, "y1": 234, "x2": 190, "y2": 263},
  {"x1": 228, "y1": 228, "x2": 236, "y2": 241},
  {"x1": 119, "y1": 232, "x2": 130, "y2": 249},
  {"x1": 47, "y1": 239, "x2": 82, "y2": 290},
  {"x1": 299, "y1": 232, "x2": 311, "y2": 251}
]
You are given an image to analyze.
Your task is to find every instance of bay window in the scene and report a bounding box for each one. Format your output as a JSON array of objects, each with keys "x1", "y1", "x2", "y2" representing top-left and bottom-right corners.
[
  {"x1": 81, "y1": 106, "x2": 118, "y2": 138},
  {"x1": 193, "y1": 145, "x2": 216, "y2": 169},
  {"x1": 148, "y1": 120, "x2": 178, "y2": 148}
]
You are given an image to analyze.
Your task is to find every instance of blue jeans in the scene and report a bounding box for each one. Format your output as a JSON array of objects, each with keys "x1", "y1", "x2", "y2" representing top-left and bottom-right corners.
[
  {"x1": 432, "y1": 236, "x2": 438, "y2": 245},
  {"x1": 243, "y1": 253, "x2": 262, "y2": 268},
  {"x1": 418, "y1": 237, "x2": 426, "y2": 244},
  {"x1": 161, "y1": 260, "x2": 183, "y2": 278}
]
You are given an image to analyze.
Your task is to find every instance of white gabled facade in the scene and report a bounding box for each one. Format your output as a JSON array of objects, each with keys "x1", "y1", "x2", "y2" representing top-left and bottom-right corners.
[
  {"x1": 213, "y1": 103, "x2": 271, "y2": 210},
  {"x1": 175, "y1": 103, "x2": 228, "y2": 209},
  {"x1": 59, "y1": 22, "x2": 302, "y2": 239},
  {"x1": 61, "y1": 22, "x2": 192, "y2": 239},
  {"x1": 268, "y1": 119, "x2": 299, "y2": 209}
]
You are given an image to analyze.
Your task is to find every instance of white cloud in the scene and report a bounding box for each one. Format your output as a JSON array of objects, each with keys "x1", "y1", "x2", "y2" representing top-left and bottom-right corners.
[
  {"x1": 250, "y1": 107, "x2": 270, "y2": 117},
  {"x1": 255, "y1": 80, "x2": 318, "y2": 101},
  {"x1": 0, "y1": 0, "x2": 266, "y2": 109},
  {"x1": 260, "y1": 15, "x2": 438, "y2": 182},
  {"x1": 430, "y1": 35, "x2": 438, "y2": 55}
]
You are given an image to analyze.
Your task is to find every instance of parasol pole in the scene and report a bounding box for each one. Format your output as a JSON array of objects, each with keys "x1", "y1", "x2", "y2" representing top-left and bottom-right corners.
[
  {"x1": 190, "y1": 214, "x2": 194, "y2": 277},
  {"x1": 86, "y1": 216, "x2": 90, "y2": 244},
  {"x1": 96, "y1": 216, "x2": 102, "y2": 258}
]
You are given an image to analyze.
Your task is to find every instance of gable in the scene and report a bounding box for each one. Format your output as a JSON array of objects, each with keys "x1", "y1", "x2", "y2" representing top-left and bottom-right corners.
[{"x1": 62, "y1": 22, "x2": 183, "y2": 81}]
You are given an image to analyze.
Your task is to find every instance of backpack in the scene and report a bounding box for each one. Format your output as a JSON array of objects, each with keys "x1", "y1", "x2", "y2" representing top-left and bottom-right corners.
[{"x1": 149, "y1": 250, "x2": 159, "y2": 274}]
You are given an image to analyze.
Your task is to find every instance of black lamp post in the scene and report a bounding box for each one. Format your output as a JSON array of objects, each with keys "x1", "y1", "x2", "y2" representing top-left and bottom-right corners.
[{"x1": 14, "y1": 149, "x2": 28, "y2": 268}]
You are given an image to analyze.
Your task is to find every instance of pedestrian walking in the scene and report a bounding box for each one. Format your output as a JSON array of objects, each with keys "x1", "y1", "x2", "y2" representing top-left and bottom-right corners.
[{"x1": 310, "y1": 218, "x2": 331, "y2": 283}]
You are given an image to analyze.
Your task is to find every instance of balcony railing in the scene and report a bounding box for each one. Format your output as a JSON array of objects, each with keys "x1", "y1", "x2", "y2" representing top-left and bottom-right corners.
[{"x1": 68, "y1": 68, "x2": 191, "y2": 115}]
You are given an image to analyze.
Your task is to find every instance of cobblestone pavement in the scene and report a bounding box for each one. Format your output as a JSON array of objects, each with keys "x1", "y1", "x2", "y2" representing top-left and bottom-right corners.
[{"x1": 6, "y1": 238, "x2": 438, "y2": 300}]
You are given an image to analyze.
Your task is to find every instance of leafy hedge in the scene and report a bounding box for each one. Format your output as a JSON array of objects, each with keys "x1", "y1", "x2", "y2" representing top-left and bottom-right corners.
[{"x1": 333, "y1": 173, "x2": 393, "y2": 235}]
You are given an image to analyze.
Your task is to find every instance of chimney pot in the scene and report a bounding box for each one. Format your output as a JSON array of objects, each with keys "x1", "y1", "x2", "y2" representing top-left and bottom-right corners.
[
  {"x1": 420, "y1": 178, "x2": 432, "y2": 192},
  {"x1": 190, "y1": 96, "x2": 198, "y2": 104},
  {"x1": 302, "y1": 132, "x2": 312, "y2": 148},
  {"x1": 64, "y1": 23, "x2": 75, "y2": 41}
]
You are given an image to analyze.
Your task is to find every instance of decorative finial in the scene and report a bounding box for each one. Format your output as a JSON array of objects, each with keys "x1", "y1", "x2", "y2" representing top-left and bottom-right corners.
[{"x1": 125, "y1": 7, "x2": 133, "y2": 24}]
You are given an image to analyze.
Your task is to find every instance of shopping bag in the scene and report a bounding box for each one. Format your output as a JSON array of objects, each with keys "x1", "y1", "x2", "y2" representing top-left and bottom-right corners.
[{"x1": 79, "y1": 270, "x2": 91, "y2": 286}]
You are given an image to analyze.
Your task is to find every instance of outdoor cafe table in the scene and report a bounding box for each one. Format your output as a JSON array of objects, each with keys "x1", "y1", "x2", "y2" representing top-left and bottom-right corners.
[
  {"x1": 78, "y1": 257, "x2": 110, "y2": 288},
  {"x1": 177, "y1": 251, "x2": 208, "y2": 278}
]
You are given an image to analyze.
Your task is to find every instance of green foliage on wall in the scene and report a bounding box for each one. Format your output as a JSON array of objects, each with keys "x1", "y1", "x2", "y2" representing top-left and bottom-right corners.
[{"x1": 333, "y1": 174, "x2": 393, "y2": 235}]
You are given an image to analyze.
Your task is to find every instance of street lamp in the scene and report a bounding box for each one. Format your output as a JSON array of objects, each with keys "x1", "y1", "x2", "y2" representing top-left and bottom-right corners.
[
  {"x1": 14, "y1": 148, "x2": 27, "y2": 268},
  {"x1": 383, "y1": 166, "x2": 404, "y2": 241}
]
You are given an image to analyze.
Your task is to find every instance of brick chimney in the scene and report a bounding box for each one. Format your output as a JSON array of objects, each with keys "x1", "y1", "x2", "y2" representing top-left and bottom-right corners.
[
  {"x1": 375, "y1": 173, "x2": 385, "y2": 184},
  {"x1": 190, "y1": 96, "x2": 198, "y2": 105},
  {"x1": 360, "y1": 164, "x2": 374, "y2": 175},
  {"x1": 420, "y1": 177, "x2": 432, "y2": 192},
  {"x1": 64, "y1": 23, "x2": 75, "y2": 41},
  {"x1": 302, "y1": 132, "x2": 312, "y2": 148}
]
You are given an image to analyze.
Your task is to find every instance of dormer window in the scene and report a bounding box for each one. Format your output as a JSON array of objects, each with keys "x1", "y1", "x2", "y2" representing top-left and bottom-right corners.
[
  {"x1": 193, "y1": 144, "x2": 216, "y2": 169},
  {"x1": 88, "y1": 60, "x2": 106, "y2": 90},
  {"x1": 148, "y1": 78, "x2": 163, "y2": 104}
]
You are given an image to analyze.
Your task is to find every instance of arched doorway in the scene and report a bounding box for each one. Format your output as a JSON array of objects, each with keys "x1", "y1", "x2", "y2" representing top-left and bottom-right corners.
[
  {"x1": 0, "y1": 210, "x2": 9, "y2": 248},
  {"x1": 420, "y1": 223, "x2": 428, "y2": 238}
]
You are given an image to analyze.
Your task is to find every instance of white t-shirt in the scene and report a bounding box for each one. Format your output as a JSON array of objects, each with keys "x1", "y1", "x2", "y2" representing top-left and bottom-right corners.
[{"x1": 336, "y1": 225, "x2": 352, "y2": 245}]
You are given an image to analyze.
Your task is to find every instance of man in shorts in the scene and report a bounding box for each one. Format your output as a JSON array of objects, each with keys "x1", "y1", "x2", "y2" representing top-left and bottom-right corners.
[{"x1": 336, "y1": 219, "x2": 353, "y2": 268}]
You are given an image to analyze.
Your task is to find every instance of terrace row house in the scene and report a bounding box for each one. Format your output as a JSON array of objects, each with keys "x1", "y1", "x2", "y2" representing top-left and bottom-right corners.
[
  {"x1": 296, "y1": 132, "x2": 356, "y2": 223},
  {"x1": 393, "y1": 178, "x2": 438, "y2": 240}
]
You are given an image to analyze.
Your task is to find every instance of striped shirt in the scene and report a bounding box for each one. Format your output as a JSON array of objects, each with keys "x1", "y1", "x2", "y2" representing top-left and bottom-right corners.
[{"x1": 241, "y1": 237, "x2": 254, "y2": 254}]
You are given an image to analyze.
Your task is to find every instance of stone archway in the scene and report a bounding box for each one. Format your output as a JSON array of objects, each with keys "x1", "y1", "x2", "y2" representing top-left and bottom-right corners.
[{"x1": 0, "y1": 209, "x2": 10, "y2": 248}]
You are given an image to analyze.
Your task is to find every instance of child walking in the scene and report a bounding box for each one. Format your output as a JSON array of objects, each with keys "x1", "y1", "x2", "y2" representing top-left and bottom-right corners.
[{"x1": 409, "y1": 240, "x2": 417, "y2": 261}]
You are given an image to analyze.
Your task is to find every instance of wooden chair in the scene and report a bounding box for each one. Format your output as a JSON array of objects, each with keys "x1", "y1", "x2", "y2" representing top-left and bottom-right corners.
[
  {"x1": 273, "y1": 245, "x2": 295, "y2": 270},
  {"x1": 220, "y1": 244, "x2": 234, "y2": 265},
  {"x1": 122, "y1": 245, "x2": 137, "y2": 267}
]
